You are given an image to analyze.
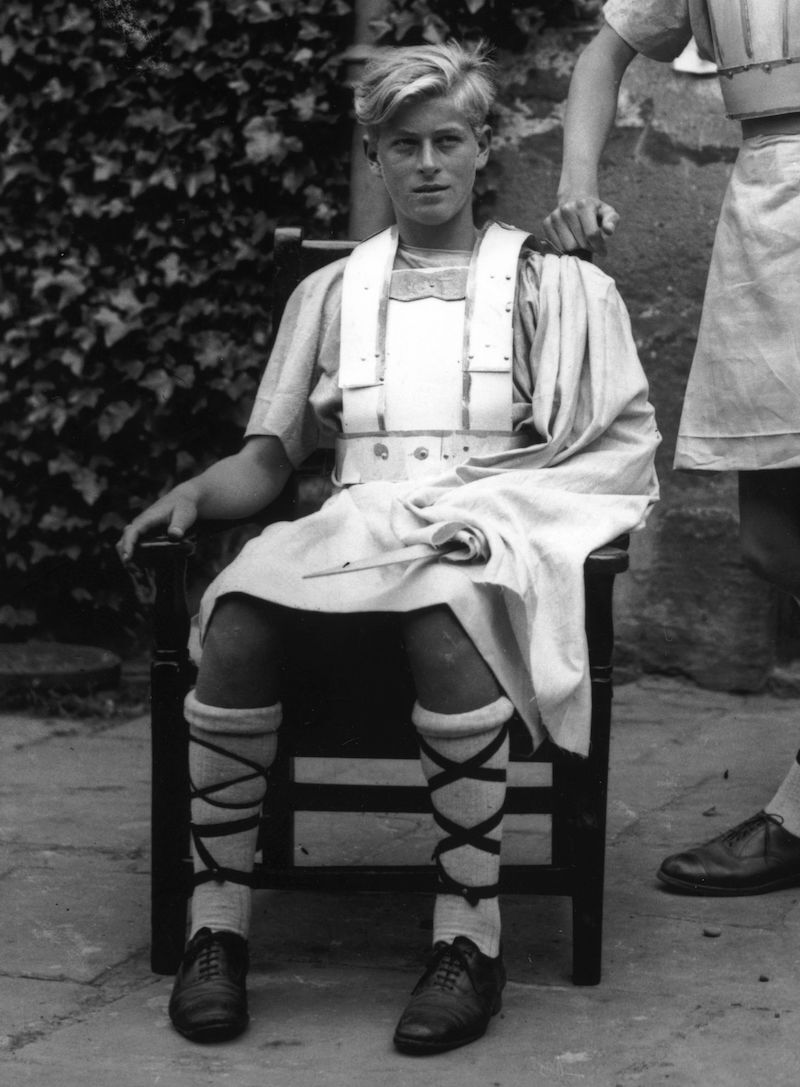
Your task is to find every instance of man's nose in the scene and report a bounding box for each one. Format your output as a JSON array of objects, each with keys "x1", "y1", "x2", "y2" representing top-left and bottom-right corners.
[{"x1": 418, "y1": 141, "x2": 438, "y2": 172}]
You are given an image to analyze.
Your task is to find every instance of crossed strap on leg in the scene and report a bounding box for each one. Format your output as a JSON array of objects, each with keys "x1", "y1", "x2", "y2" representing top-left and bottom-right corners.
[
  {"x1": 417, "y1": 724, "x2": 509, "y2": 907},
  {"x1": 189, "y1": 733, "x2": 269, "y2": 888}
]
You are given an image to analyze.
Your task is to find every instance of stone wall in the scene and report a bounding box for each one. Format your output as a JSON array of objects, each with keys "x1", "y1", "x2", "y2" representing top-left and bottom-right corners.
[{"x1": 490, "y1": 28, "x2": 785, "y2": 691}]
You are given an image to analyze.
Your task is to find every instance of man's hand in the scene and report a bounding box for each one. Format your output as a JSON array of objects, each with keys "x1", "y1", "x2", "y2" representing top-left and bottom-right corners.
[
  {"x1": 117, "y1": 484, "x2": 200, "y2": 564},
  {"x1": 542, "y1": 195, "x2": 620, "y2": 257}
]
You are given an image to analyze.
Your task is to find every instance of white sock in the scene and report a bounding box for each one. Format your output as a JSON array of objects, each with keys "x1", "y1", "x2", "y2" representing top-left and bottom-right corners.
[
  {"x1": 765, "y1": 756, "x2": 800, "y2": 839},
  {"x1": 413, "y1": 697, "x2": 513, "y2": 959},
  {"x1": 184, "y1": 691, "x2": 281, "y2": 940}
]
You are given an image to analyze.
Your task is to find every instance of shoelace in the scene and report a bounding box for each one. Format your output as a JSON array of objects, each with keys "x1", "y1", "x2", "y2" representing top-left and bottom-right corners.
[
  {"x1": 193, "y1": 933, "x2": 226, "y2": 981},
  {"x1": 429, "y1": 945, "x2": 469, "y2": 992},
  {"x1": 720, "y1": 811, "x2": 783, "y2": 847}
]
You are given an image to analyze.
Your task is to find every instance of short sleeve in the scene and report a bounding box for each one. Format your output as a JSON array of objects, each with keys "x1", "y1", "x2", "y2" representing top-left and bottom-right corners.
[
  {"x1": 602, "y1": 0, "x2": 692, "y2": 62},
  {"x1": 244, "y1": 260, "x2": 347, "y2": 468}
]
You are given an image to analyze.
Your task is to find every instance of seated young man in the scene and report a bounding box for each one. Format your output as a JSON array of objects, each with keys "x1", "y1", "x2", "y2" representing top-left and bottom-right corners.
[{"x1": 119, "y1": 40, "x2": 659, "y2": 1055}]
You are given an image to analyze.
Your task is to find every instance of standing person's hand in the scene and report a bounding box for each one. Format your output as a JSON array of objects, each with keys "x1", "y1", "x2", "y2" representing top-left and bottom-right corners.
[{"x1": 542, "y1": 195, "x2": 619, "y2": 257}]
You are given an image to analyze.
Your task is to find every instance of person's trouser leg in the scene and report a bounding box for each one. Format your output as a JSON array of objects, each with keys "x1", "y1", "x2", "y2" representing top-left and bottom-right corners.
[
  {"x1": 766, "y1": 750, "x2": 800, "y2": 838},
  {"x1": 657, "y1": 471, "x2": 800, "y2": 895}
]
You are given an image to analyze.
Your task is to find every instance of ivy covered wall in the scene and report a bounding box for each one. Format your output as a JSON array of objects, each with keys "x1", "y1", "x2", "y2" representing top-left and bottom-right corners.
[{"x1": 2, "y1": 0, "x2": 599, "y2": 648}]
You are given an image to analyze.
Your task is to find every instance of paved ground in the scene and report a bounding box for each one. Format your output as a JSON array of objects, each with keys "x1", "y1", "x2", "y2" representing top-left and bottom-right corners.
[{"x1": 3, "y1": 674, "x2": 800, "y2": 1086}]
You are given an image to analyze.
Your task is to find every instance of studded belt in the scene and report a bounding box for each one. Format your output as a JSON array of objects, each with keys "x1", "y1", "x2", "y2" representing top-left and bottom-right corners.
[{"x1": 333, "y1": 430, "x2": 531, "y2": 485}]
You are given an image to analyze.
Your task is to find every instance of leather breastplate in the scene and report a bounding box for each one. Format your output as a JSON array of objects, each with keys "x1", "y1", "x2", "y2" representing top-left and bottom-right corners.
[{"x1": 335, "y1": 222, "x2": 531, "y2": 485}]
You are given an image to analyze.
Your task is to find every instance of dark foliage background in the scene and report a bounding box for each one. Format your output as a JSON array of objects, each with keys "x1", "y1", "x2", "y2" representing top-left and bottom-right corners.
[{"x1": 2, "y1": 0, "x2": 599, "y2": 650}]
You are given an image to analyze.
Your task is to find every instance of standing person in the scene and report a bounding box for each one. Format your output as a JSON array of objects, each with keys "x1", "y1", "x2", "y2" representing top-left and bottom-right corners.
[
  {"x1": 543, "y1": 1, "x2": 800, "y2": 896},
  {"x1": 120, "y1": 40, "x2": 658, "y2": 1052}
]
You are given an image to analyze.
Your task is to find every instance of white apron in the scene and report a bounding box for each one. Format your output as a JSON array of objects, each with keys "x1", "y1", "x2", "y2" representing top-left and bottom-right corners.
[{"x1": 675, "y1": 133, "x2": 800, "y2": 471}]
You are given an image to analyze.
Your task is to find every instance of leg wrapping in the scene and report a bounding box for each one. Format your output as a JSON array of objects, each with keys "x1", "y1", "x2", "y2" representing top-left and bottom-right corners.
[
  {"x1": 413, "y1": 698, "x2": 512, "y2": 957},
  {"x1": 184, "y1": 690, "x2": 281, "y2": 938},
  {"x1": 418, "y1": 727, "x2": 507, "y2": 906}
]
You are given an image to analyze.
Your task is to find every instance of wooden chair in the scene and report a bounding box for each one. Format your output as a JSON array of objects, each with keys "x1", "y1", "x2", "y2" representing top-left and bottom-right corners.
[{"x1": 138, "y1": 227, "x2": 630, "y2": 986}]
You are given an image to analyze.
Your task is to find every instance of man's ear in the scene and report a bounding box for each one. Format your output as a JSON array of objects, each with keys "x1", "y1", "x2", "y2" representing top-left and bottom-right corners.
[
  {"x1": 364, "y1": 134, "x2": 383, "y2": 176},
  {"x1": 475, "y1": 124, "x2": 492, "y2": 170}
]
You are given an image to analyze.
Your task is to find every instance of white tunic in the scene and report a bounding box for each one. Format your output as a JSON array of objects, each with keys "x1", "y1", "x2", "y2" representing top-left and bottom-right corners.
[{"x1": 200, "y1": 234, "x2": 660, "y2": 755}]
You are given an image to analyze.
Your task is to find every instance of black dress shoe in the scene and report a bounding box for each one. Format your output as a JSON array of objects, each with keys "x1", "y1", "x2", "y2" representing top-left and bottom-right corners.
[
  {"x1": 168, "y1": 928, "x2": 249, "y2": 1042},
  {"x1": 657, "y1": 811, "x2": 800, "y2": 895},
  {"x1": 393, "y1": 936, "x2": 505, "y2": 1055}
]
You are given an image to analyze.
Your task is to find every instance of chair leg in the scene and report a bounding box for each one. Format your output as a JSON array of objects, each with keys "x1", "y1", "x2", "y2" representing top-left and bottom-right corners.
[
  {"x1": 570, "y1": 877, "x2": 604, "y2": 985},
  {"x1": 150, "y1": 656, "x2": 192, "y2": 974},
  {"x1": 567, "y1": 567, "x2": 615, "y2": 985},
  {"x1": 139, "y1": 539, "x2": 196, "y2": 974}
]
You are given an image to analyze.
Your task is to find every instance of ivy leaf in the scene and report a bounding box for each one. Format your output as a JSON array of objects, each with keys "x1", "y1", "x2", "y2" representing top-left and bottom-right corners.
[
  {"x1": 0, "y1": 606, "x2": 35, "y2": 630},
  {"x1": 148, "y1": 165, "x2": 179, "y2": 190},
  {"x1": 291, "y1": 90, "x2": 317, "y2": 121},
  {"x1": 94, "y1": 306, "x2": 138, "y2": 346},
  {"x1": 31, "y1": 541, "x2": 59, "y2": 563},
  {"x1": 61, "y1": 348, "x2": 85, "y2": 376},
  {"x1": 0, "y1": 36, "x2": 16, "y2": 64},
  {"x1": 97, "y1": 401, "x2": 138, "y2": 440},
  {"x1": 45, "y1": 455, "x2": 105, "y2": 506},
  {"x1": 185, "y1": 164, "x2": 216, "y2": 197},
  {"x1": 32, "y1": 267, "x2": 88, "y2": 306},
  {"x1": 139, "y1": 368, "x2": 176, "y2": 402},
  {"x1": 243, "y1": 117, "x2": 292, "y2": 164},
  {"x1": 157, "y1": 252, "x2": 182, "y2": 285},
  {"x1": 39, "y1": 505, "x2": 92, "y2": 531},
  {"x1": 193, "y1": 331, "x2": 229, "y2": 370}
]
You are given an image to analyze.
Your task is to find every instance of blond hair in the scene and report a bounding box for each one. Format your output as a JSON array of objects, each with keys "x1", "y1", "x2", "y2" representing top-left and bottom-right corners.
[{"x1": 354, "y1": 40, "x2": 496, "y2": 135}]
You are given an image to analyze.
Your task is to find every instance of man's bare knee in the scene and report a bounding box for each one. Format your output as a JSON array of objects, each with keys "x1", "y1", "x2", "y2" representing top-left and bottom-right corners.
[
  {"x1": 196, "y1": 594, "x2": 284, "y2": 707},
  {"x1": 403, "y1": 606, "x2": 501, "y2": 712}
]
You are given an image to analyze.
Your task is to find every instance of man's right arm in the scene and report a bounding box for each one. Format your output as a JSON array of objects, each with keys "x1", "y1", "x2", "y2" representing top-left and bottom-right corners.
[
  {"x1": 542, "y1": 24, "x2": 637, "y2": 256},
  {"x1": 117, "y1": 435, "x2": 293, "y2": 563}
]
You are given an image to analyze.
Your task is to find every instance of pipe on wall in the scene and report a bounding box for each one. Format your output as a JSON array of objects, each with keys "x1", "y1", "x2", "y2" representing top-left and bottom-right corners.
[{"x1": 345, "y1": 0, "x2": 394, "y2": 239}]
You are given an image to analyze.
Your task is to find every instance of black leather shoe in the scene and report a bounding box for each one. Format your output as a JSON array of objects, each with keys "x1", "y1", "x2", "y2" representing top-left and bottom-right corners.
[
  {"x1": 168, "y1": 927, "x2": 249, "y2": 1042},
  {"x1": 393, "y1": 936, "x2": 505, "y2": 1055},
  {"x1": 657, "y1": 811, "x2": 800, "y2": 895}
]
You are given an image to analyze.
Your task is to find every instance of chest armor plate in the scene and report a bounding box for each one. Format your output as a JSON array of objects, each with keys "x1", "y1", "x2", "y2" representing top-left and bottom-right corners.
[
  {"x1": 335, "y1": 223, "x2": 531, "y2": 484},
  {"x1": 707, "y1": 0, "x2": 800, "y2": 118}
]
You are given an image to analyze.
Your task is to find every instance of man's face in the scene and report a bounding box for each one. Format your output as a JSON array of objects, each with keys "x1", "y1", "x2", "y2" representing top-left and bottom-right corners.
[{"x1": 367, "y1": 94, "x2": 491, "y2": 237}]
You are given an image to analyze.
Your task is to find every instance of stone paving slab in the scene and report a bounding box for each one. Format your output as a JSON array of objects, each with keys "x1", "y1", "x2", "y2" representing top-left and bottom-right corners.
[
  {"x1": 0, "y1": 729, "x2": 149, "y2": 852},
  {"x1": 1, "y1": 857, "x2": 148, "y2": 982},
  {"x1": 0, "y1": 977, "x2": 91, "y2": 1054}
]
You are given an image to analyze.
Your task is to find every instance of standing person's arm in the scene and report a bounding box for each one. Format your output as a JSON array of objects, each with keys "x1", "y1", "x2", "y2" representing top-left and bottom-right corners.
[{"x1": 542, "y1": 24, "x2": 637, "y2": 255}]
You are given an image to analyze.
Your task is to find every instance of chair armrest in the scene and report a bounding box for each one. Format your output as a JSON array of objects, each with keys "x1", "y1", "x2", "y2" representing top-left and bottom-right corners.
[
  {"x1": 584, "y1": 538, "x2": 630, "y2": 578},
  {"x1": 136, "y1": 536, "x2": 196, "y2": 562},
  {"x1": 133, "y1": 505, "x2": 286, "y2": 567}
]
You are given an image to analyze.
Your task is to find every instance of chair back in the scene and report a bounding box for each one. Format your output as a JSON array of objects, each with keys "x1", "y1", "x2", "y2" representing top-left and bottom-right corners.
[
  {"x1": 272, "y1": 228, "x2": 355, "y2": 330},
  {"x1": 270, "y1": 228, "x2": 590, "y2": 331}
]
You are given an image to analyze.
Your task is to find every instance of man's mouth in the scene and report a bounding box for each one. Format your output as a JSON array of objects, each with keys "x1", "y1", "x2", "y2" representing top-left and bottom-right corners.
[{"x1": 414, "y1": 184, "x2": 447, "y2": 193}]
